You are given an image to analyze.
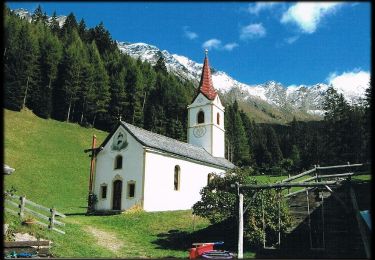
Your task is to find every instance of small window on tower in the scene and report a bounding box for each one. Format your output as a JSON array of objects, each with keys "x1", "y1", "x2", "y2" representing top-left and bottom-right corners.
[
  {"x1": 217, "y1": 113, "x2": 220, "y2": 125},
  {"x1": 101, "y1": 185, "x2": 107, "y2": 199},
  {"x1": 197, "y1": 111, "x2": 205, "y2": 124}
]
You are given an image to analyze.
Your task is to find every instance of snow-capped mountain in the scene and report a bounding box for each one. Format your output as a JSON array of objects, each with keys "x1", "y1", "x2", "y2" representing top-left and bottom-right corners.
[{"x1": 117, "y1": 42, "x2": 337, "y2": 115}]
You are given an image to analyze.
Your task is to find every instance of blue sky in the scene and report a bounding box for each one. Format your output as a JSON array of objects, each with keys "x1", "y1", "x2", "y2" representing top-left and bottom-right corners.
[{"x1": 6, "y1": 2, "x2": 371, "y2": 87}]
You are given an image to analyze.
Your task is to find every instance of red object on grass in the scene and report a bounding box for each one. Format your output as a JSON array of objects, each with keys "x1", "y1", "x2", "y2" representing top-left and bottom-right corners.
[{"x1": 189, "y1": 243, "x2": 215, "y2": 259}]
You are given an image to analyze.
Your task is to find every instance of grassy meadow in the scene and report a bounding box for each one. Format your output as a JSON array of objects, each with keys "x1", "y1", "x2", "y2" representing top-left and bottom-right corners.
[
  {"x1": 4, "y1": 109, "x2": 369, "y2": 258},
  {"x1": 3, "y1": 109, "x2": 256, "y2": 258}
]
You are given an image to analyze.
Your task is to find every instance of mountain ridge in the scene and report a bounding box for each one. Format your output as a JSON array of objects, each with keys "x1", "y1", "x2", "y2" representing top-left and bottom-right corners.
[{"x1": 117, "y1": 41, "x2": 330, "y2": 117}]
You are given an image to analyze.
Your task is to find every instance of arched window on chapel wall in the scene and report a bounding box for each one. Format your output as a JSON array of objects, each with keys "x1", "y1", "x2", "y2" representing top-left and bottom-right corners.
[{"x1": 174, "y1": 165, "x2": 180, "y2": 191}]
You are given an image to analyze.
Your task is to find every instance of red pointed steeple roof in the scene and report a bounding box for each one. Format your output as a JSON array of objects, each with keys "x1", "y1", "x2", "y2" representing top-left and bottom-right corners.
[{"x1": 198, "y1": 50, "x2": 217, "y2": 100}]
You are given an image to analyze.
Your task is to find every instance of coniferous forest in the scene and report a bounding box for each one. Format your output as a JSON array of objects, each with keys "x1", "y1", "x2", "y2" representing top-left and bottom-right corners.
[{"x1": 4, "y1": 6, "x2": 372, "y2": 173}]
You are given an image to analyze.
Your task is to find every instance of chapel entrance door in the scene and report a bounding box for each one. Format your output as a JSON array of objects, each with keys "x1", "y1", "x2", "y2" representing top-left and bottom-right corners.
[{"x1": 112, "y1": 180, "x2": 122, "y2": 210}]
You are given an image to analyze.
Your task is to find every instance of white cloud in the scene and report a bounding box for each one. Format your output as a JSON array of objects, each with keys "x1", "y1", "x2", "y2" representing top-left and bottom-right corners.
[
  {"x1": 202, "y1": 39, "x2": 222, "y2": 50},
  {"x1": 223, "y1": 43, "x2": 239, "y2": 51},
  {"x1": 247, "y1": 2, "x2": 279, "y2": 15},
  {"x1": 202, "y1": 39, "x2": 238, "y2": 51},
  {"x1": 183, "y1": 26, "x2": 198, "y2": 40},
  {"x1": 281, "y1": 2, "x2": 342, "y2": 34},
  {"x1": 327, "y1": 69, "x2": 370, "y2": 100},
  {"x1": 285, "y1": 35, "x2": 299, "y2": 44},
  {"x1": 240, "y1": 23, "x2": 266, "y2": 40}
]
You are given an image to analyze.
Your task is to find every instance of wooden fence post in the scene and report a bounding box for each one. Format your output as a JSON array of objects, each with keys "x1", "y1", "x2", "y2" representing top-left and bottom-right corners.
[
  {"x1": 49, "y1": 208, "x2": 56, "y2": 230},
  {"x1": 19, "y1": 196, "x2": 25, "y2": 219},
  {"x1": 238, "y1": 193, "x2": 244, "y2": 259}
]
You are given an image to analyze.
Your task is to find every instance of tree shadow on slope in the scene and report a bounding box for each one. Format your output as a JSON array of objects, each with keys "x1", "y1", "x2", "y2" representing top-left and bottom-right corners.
[
  {"x1": 152, "y1": 217, "x2": 238, "y2": 252},
  {"x1": 255, "y1": 180, "x2": 370, "y2": 259}
]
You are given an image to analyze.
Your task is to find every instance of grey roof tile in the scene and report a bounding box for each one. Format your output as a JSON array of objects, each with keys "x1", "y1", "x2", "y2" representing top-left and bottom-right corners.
[{"x1": 121, "y1": 121, "x2": 235, "y2": 169}]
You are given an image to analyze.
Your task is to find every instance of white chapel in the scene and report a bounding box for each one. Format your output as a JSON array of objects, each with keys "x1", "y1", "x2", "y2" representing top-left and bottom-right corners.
[{"x1": 92, "y1": 51, "x2": 235, "y2": 212}]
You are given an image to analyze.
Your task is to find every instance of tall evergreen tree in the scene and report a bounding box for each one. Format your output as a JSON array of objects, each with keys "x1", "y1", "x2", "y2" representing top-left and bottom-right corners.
[
  {"x1": 29, "y1": 24, "x2": 62, "y2": 118},
  {"x1": 87, "y1": 22, "x2": 117, "y2": 56},
  {"x1": 4, "y1": 19, "x2": 39, "y2": 111},
  {"x1": 60, "y1": 12, "x2": 78, "y2": 39},
  {"x1": 31, "y1": 5, "x2": 47, "y2": 24},
  {"x1": 154, "y1": 56, "x2": 168, "y2": 74},
  {"x1": 85, "y1": 41, "x2": 110, "y2": 127},
  {"x1": 53, "y1": 29, "x2": 86, "y2": 122},
  {"x1": 124, "y1": 62, "x2": 144, "y2": 125},
  {"x1": 265, "y1": 126, "x2": 283, "y2": 166},
  {"x1": 77, "y1": 18, "x2": 87, "y2": 41},
  {"x1": 49, "y1": 11, "x2": 60, "y2": 35}
]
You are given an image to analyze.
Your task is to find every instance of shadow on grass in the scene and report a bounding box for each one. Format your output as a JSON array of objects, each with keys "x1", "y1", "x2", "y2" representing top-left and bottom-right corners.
[
  {"x1": 64, "y1": 212, "x2": 87, "y2": 216},
  {"x1": 255, "y1": 180, "x2": 370, "y2": 259},
  {"x1": 152, "y1": 218, "x2": 239, "y2": 252}
]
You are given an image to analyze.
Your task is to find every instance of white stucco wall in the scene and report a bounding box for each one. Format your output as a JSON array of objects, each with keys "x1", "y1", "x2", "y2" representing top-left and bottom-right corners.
[
  {"x1": 93, "y1": 125, "x2": 144, "y2": 211},
  {"x1": 187, "y1": 93, "x2": 225, "y2": 157},
  {"x1": 143, "y1": 149, "x2": 226, "y2": 212},
  {"x1": 211, "y1": 96, "x2": 225, "y2": 157}
]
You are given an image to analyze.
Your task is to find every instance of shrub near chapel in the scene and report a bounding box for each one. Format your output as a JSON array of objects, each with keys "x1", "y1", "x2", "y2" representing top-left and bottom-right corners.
[{"x1": 193, "y1": 168, "x2": 291, "y2": 247}]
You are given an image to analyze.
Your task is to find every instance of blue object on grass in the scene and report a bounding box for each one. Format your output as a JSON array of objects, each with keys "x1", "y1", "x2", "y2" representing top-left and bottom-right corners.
[{"x1": 17, "y1": 252, "x2": 33, "y2": 258}]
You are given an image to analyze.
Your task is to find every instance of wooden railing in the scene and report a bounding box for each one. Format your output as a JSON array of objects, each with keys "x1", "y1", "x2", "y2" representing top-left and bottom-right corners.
[
  {"x1": 281, "y1": 163, "x2": 368, "y2": 198},
  {"x1": 4, "y1": 193, "x2": 66, "y2": 234}
]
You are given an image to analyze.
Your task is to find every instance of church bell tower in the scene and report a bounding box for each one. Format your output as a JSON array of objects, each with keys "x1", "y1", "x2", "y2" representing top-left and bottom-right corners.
[{"x1": 187, "y1": 50, "x2": 225, "y2": 158}]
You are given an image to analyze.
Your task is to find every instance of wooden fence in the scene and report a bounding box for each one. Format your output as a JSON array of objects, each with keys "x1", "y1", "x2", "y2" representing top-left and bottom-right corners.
[{"x1": 4, "y1": 193, "x2": 66, "y2": 234}]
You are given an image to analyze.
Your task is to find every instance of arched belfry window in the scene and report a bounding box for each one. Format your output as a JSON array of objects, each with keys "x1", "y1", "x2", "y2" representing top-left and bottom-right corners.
[
  {"x1": 217, "y1": 112, "x2": 220, "y2": 125},
  {"x1": 197, "y1": 111, "x2": 205, "y2": 124},
  {"x1": 114, "y1": 155, "x2": 123, "y2": 169},
  {"x1": 174, "y1": 165, "x2": 180, "y2": 191}
]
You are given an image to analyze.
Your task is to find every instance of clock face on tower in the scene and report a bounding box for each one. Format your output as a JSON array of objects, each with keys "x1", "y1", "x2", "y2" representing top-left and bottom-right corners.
[{"x1": 193, "y1": 126, "x2": 207, "y2": 138}]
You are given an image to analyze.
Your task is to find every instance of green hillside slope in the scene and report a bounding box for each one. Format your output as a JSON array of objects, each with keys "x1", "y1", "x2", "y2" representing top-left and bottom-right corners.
[
  {"x1": 4, "y1": 109, "x2": 108, "y2": 214},
  {"x1": 3, "y1": 109, "x2": 216, "y2": 258}
]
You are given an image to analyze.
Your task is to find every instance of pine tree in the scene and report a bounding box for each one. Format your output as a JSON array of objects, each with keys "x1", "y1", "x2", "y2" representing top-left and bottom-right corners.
[
  {"x1": 225, "y1": 101, "x2": 250, "y2": 165},
  {"x1": 106, "y1": 52, "x2": 128, "y2": 125},
  {"x1": 32, "y1": 5, "x2": 47, "y2": 24},
  {"x1": 265, "y1": 126, "x2": 283, "y2": 166},
  {"x1": 87, "y1": 22, "x2": 116, "y2": 56},
  {"x1": 154, "y1": 56, "x2": 167, "y2": 74},
  {"x1": 4, "y1": 19, "x2": 39, "y2": 111},
  {"x1": 289, "y1": 145, "x2": 301, "y2": 171},
  {"x1": 60, "y1": 12, "x2": 78, "y2": 39},
  {"x1": 30, "y1": 24, "x2": 62, "y2": 118},
  {"x1": 53, "y1": 29, "x2": 86, "y2": 122},
  {"x1": 50, "y1": 11, "x2": 60, "y2": 35},
  {"x1": 78, "y1": 18, "x2": 87, "y2": 41},
  {"x1": 86, "y1": 41, "x2": 110, "y2": 127},
  {"x1": 124, "y1": 62, "x2": 144, "y2": 125},
  {"x1": 240, "y1": 111, "x2": 255, "y2": 164}
]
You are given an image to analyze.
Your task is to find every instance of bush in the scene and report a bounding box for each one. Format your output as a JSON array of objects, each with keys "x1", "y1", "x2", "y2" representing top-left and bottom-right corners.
[{"x1": 193, "y1": 168, "x2": 291, "y2": 248}]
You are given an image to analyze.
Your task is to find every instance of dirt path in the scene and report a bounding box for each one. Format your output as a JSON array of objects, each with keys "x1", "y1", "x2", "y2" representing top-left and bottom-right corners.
[{"x1": 85, "y1": 226, "x2": 124, "y2": 254}]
